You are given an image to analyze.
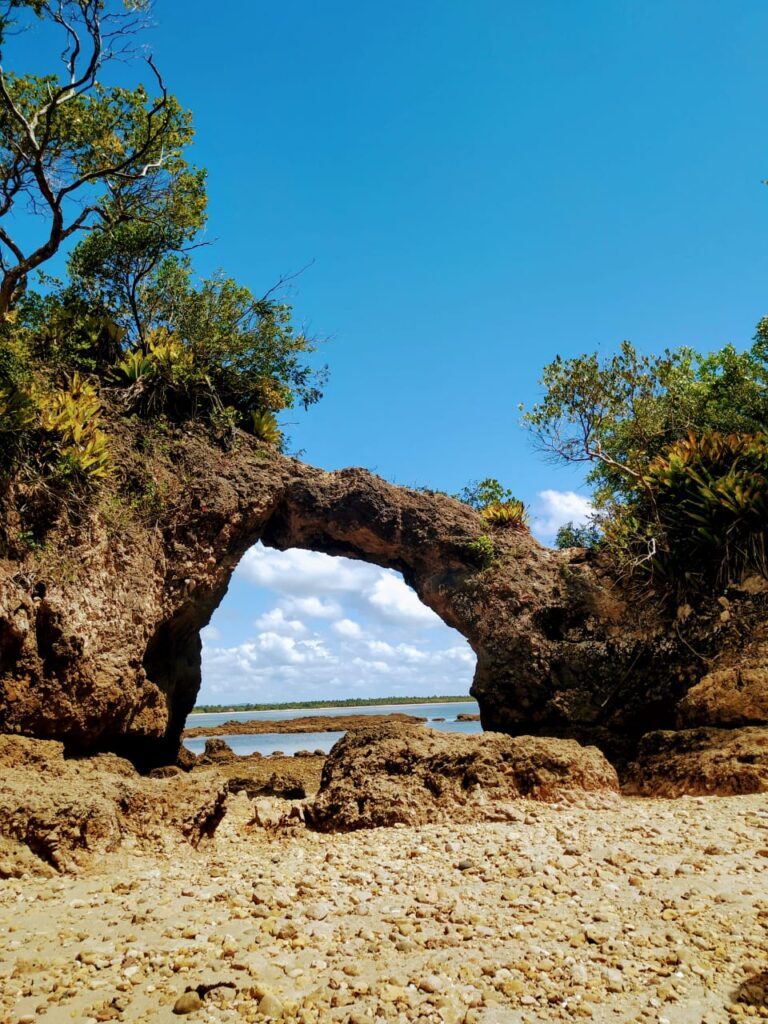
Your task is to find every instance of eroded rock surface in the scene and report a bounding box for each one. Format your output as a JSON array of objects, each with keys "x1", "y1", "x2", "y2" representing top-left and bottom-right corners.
[
  {"x1": 0, "y1": 735, "x2": 228, "y2": 872},
  {"x1": 625, "y1": 726, "x2": 768, "y2": 797},
  {"x1": 676, "y1": 664, "x2": 768, "y2": 727},
  {"x1": 2, "y1": 419, "x2": 767, "y2": 776},
  {"x1": 307, "y1": 725, "x2": 619, "y2": 831}
]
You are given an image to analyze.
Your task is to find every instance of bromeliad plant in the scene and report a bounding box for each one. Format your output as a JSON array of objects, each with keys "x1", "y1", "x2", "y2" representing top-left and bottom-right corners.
[
  {"x1": 113, "y1": 327, "x2": 214, "y2": 417},
  {"x1": 113, "y1": 330, "x2": 285, "y2": 447},
  {"x1": 639, "y1": 431, "x2": 768, "y2": 593},
  {"x1": 39, "y1": 373, "x2": 111, "y2": 482},
  {"x1": 250, "y1": 409, "x2": 282, "y2": 446},
  {"x1": 479, "y1": 498, "x2": 529, "y2": 529}
]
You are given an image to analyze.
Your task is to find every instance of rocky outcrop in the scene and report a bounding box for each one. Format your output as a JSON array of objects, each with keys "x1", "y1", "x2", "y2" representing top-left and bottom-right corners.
[
  {"x1": 183, "y1": 711, "x2": 426, "y2": 739},
  {"x1": 2, "y1": 417, "x2": 767, "y2": 775},
  {"x1": 306, "y1": 724, "x2": 619, "y2": 831},
  {"x1": 0, "y1": 735, "x2": 228, "y2": 871},
  {"x1": 624, "y1": 726, "x2": 768, "y2": 796},
  {"x1": 676, "y1": 664, "x2": 768, "y2": 728}
]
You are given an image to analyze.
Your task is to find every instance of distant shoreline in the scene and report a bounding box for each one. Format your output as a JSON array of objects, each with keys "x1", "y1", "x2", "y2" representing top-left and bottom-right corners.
[{"x1": 189, "y1": 695, "x2": 475, "y2": 715}]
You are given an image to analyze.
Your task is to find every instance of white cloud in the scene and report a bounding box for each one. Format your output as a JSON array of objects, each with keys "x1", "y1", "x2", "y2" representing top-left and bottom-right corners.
[
  {"x1": 282, "y1": 595, "x2": 343, "y2": 619},
  {"x1": 200, "y1": 542, "x2": 477, "y2": 704},
  {"x1": 256, "y1": 633, "x2": 307, "y2": 662},
  {"x1": 531, "y1": 489, "x2": 593, "y2": 541},
  {"x1": 237, "y1": 543, "x2": 441, "y2": 631},
  {"x1": 367, "y1": 639, "x2": 395, "y2": 657},
  {"x1": 254, "y1": 607, "x2": 306, "y2": 636},
  {"x1": 200, "y1": 624, "x2": 221, "y2": 644},
  {"x1": 332, "y1": 617, "x2": 363, "y2": 638},
  {"x1": 367, "y1": 573, "x2": 441, "y2": 627},
  {"x1": 237, "y1": 545, "x2": 378, "y2": 595}
]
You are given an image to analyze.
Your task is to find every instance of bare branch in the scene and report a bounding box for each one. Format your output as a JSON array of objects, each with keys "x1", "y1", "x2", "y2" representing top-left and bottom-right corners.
[
  {"x1": 260, "y1": 259, "x2": 316, "y2": 303},
  {"x1": 0, "y1": 2, "x2": 186, "y2": 313}
]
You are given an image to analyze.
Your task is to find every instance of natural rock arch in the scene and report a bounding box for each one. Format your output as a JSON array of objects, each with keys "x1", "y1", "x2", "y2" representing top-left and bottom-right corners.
[{"x1": 1, "y1": 426, "x2": 762, "y2": 772}]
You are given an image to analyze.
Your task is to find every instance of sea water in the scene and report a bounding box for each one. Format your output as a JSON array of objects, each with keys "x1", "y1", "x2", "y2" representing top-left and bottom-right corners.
[{"x1": 183, "y1": 700, "x2": 482, "y2": 757}]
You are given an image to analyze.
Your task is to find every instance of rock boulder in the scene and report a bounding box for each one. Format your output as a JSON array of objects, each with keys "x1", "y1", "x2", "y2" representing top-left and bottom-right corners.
[
  {"x1": 676, "y1": 664, "x2": 768, "y2": 728},
  {"x1": 0, "y1": 735, "x2": 228, "y2": 871},
  {"x1": 624, "y1": 726, "x2": 768, "y2": 797},
  {"x1": 306, "y1": 725, "x2": 619, "y2": 831}
]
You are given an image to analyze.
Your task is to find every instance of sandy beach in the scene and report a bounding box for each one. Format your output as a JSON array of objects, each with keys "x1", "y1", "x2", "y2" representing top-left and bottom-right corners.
[{"x1": 2, "y1": 790, "x2": 767, "y2": 1024}]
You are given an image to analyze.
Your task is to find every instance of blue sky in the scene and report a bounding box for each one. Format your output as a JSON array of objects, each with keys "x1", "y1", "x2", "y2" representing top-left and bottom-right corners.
[
  {"x1": 11, "y1": 2, "x2": 768, "y2": 702},
  {"x1": 178, "y1": 1, "x2": 768, "y2": 703},
  {"x1": 147, "y1": 0, "x2": 768, "y2": 498}
]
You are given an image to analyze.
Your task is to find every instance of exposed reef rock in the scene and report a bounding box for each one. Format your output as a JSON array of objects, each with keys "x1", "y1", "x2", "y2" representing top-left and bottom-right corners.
[
  {"x1": 1, "y1": 418, "x2": 767, "y2": 776},
  {"x1": 624, "y1": 726, "x2": 768, "y2": 797},
  {"x1": 192, "y1": 741, "x2": 325, "y2": 802},
  {"x1": 183, "y1": 711, "x2": 426, "y2": 739},
  {"x1": 676, "y1": 664, "x2": 768, "y2": 728},
  {"x1": 0, "y1": 735, "x2": 228, "y2": 872},
  {"x1": 306, "y1": 724, "x2": 619, "y2": 831}
]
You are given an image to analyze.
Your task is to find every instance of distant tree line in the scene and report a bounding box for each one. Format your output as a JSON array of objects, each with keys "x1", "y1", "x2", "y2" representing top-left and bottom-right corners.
[{"x1": 191, "y1": 695, "x2": 474, "y2": 714}]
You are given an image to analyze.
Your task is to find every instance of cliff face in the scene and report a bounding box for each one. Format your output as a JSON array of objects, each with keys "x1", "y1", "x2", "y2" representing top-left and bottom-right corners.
[{"x1": 1, "y1": 421, "x2": 766, "y2": 773}]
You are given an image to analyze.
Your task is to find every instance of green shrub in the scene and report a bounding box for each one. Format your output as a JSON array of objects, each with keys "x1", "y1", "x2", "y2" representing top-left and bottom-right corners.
[
  {"x1": 456, "y1": 477, "x2": 520, "y2": 510},
  {"x1": 555, "y1": 521, "x2": 601, "y2": 549},
  {"x1": 112, "y1": 328, "x2": 215, "y2": 418},
  {"x1": 467, "y1": 534, "x2": 495, "y2": 567},
  {"x1": 640, "y1": 431, "x2": 768, "y2": 591}
]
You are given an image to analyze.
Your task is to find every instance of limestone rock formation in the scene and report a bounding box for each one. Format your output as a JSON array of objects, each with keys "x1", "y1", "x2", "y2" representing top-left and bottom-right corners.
[
  {"x1": 0, "y1": 735, "x2": 228, "y2": 871},
  {"x1": 676, "y1": 664, "x2": 768, "y2": 728},
  {"x1": 2, "y1": 417, "x2": 768, "y2": 777},
  {"x1": 306, "y1": 724, "x2": 619, "y2": 831},
  {"x1": 624, "y1": 726, "x2": 768, "y2": 796}
]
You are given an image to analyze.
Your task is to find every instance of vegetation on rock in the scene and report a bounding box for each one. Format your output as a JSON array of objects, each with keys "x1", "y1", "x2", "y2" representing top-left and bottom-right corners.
[
  {"x1": 525, "y1": 326, "x2": 768, "y2": 595},
  {"x1": 555, "y1": 520, "x2": 601, "y2": 550},
  {"x1": 0, "y1": 0, "x2": 325, "y2": 497},
  {"x1": 455, "y1": 477, "x2": 528, "y2": 533}
]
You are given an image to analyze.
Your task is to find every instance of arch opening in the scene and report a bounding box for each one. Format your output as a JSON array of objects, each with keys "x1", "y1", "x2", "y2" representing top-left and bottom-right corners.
[{"x1": 183, "y1": 542, "x2": 478, "y2": 756}]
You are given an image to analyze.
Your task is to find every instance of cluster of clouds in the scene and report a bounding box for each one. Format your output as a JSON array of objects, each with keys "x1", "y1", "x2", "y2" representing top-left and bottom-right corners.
[
  {"x1": 199, "y1": 489, "x2": 592, "y2": 704},
  {"x1": 200, "y1": 545, "x2": 475, "y2": 704}
]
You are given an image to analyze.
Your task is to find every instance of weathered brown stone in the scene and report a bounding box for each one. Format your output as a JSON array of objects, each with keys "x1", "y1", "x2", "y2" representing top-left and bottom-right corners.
[
  {"x1": 624, "y1": 726, "x2": 768, "y2": 796},
  {"x1": 676, "y1": 664, "x2": 768, "y2": 727},
  {"x1": 0, "y1": 734, "x2": 228, "y2": 870},
  {"x1": 306, "y1": 725, "x2": 619, "y2": 831},
  {"x1": 2, "y1": 418, "x2": 768, "y2": 774}
]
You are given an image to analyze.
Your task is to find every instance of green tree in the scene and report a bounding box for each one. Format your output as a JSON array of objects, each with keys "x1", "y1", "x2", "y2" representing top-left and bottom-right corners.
[
  {"x1": 523, "y1": 335, "x2": 768, "y2": 508},
  {"x1": 0, "y1": 0, "x2": 327, "y2": 465},
  {"x1": 67, "y1": 169, "x2": 207, "y2": 347},
  {"x1": 554, "y1": 521, "x2": 600, "y2": 550},
  {"x1": 109, "y1": 255, "x2": 326, "y2": 424},
  {"x1": 525, "y1": 323, "x2": 768, "y2": 592},
  {"x1": 456, "y1": 477, "x2": 520, "y2": 510},
  {"x1": 0, "y1": 0, "x2": 200, "y2": 315}
]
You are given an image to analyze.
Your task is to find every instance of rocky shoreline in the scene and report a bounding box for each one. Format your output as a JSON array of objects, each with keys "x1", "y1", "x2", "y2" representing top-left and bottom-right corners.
[
  {"x1": 1, "y1": 785, "x2": 766, "y2": 1023},
  {"x1": 183, "y1": 713, "x2": 427, "y2": 740},
  {"x1": 1, "y1": 726, "x2": 768, "y2": 1021}
]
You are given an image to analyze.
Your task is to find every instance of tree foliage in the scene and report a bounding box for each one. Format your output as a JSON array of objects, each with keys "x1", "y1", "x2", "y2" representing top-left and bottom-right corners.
[
  {"x1": 0, "y1": 0, "x2": 201, "y2": 315},
  {"x1": 555, "y1": 521, "x2": 601, "y2": 550},
  {"x1": 525, "y1": 324, "x2": 768, "y2": 593},
  {"x1": 524, "y1": 335, "x2": 768, "y2": 509},
  {"x1": 0, "y1": 0, "x2": 326, "y2": 479}
]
